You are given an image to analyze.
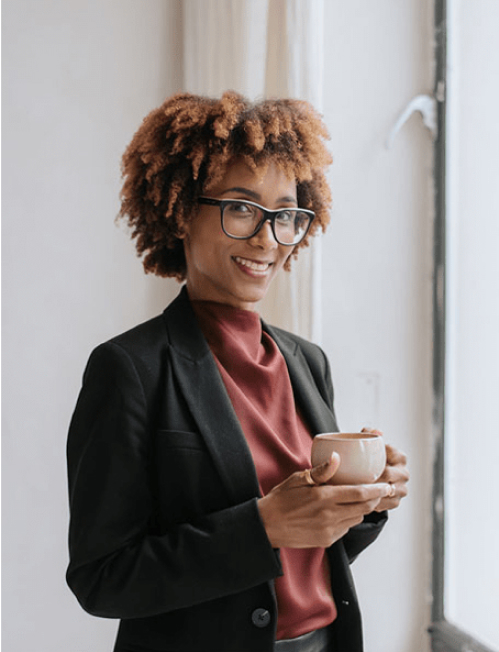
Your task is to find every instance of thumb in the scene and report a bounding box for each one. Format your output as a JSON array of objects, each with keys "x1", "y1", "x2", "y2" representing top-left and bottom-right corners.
[
  {"x1": 310, "y1": 452, "x2": 341, "y2": 485},
  {"x1": 361, "y1": 427, "x2": 383, "y2": 436}
]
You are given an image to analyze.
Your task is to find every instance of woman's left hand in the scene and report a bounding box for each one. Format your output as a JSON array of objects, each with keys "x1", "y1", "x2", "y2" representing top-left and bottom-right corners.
[{"x1": 361, "y1": 428, "x2": 410, "y2": 512}]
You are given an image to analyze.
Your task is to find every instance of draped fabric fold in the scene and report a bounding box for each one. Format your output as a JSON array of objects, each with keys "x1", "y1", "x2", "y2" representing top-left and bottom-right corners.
[
  {"x1": 182, "y1": 0, "x2": 325, "y2": 342},
  {"x1": 182, "y1": 0, "x2": 269, "y2": 99}
]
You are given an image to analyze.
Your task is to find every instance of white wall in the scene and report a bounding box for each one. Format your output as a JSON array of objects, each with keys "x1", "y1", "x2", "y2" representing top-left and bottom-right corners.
[
  {"x1": 2, "y1": 2, "x2": 182, "y2": 650},
  {"x1": 3, "y1": 1, "x2": 433, "y2": 651},
  {"x1": 320, "y1": 3, "x2": 434, "y2": 652}
]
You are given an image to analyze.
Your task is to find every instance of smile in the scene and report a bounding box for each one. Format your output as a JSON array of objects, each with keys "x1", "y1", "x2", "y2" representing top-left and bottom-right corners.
[{"x1": 233, "y1": 256, "x2": 272, "y2": 274}]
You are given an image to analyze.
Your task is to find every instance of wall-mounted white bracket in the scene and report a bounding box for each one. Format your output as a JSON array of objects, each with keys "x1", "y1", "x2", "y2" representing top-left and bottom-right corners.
[{"x1": 386, "y1": 94, "x2": 437, "y2": 149}]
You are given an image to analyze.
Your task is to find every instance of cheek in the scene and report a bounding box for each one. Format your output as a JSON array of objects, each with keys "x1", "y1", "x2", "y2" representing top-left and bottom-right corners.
[{"x1": 191, "y1": 232, "x2": 228, "y2": 268}]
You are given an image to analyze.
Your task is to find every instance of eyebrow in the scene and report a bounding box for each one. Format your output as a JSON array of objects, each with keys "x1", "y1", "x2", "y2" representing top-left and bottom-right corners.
[{"x1": 219, "y1": 186, "x2": 297, "y2": 204}]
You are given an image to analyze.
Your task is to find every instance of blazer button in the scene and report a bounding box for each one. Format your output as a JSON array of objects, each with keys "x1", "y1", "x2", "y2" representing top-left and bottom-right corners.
[{"x1": 252, "y1": 608, "x2": 271, "y2": 628}]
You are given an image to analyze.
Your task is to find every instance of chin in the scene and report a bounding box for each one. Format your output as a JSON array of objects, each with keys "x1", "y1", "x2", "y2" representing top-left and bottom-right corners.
[{"x1": 230, "y1": 289, "x2": 267, "y2": 309}]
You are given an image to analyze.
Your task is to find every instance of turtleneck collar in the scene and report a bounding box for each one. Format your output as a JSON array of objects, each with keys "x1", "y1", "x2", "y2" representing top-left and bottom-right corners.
[{"x1": 190, "y1": 300, "x2": 264, "y2": 362}]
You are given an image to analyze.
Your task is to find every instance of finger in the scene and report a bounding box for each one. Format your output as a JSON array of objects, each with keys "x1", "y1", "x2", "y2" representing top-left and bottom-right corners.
[
  {"x1": 374, "y1": 479, "x2": 409, "y2": 511},
  {"x1": 292, "y1": 453, "x2": 340, "y2": 488},
  {"x1": 335, "y1": 495, "x2": 386, "y2": 527},
  {"x1": 391, "y1": 466, "x2": 410, "y2": 483},
  {"x1": 331, "y1": 482, "x2": 391, "y2": 505},
  {"x1": 375, "y1": 494, "x2": 401, "y2": 511},
  {"x1": 387, "y1": 482, "x2": 396, "y2": 499},
  {"x1": 309, "y1": 452, "x2": 341, "y2": 485},
  {"x1": 380, "y1": 463, "x2": 410, "y2": 486},
  {"x1": 391, "y1": 480, "x2": 408, "y2": 499},
  {"x1": 385, "y1": 444, "x2": 407, "y2": 465}
]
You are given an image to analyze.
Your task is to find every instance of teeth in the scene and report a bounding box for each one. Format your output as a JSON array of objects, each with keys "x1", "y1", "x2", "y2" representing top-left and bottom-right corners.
[{"x1": 234, "y1": 256, "x2": 270, "y2": 272}]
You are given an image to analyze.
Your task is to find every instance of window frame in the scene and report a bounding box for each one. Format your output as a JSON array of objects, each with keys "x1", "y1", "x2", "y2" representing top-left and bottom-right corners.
[{"x1": 429, "y1": 2, "x2": 497, "y2": 651}]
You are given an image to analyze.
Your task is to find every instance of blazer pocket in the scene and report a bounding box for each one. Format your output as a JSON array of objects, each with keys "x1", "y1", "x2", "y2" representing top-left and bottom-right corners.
[
  {"x1": 153, "y1": 429, "x2": 230, "y2": 527},
  {"x1": 155, "y1": 429, "x2": 207, "y2": 452}
]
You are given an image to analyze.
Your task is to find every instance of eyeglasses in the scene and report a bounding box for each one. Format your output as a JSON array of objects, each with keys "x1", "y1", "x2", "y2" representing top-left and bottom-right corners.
[{"x1": 197, "y1": 197, "x2": 315, "y2": 246}]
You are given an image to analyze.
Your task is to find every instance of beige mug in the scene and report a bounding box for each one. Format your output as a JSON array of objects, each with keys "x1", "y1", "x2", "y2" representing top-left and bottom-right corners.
[{"x1": 311, "y1": 432, "x2": 386, "y2": 485}]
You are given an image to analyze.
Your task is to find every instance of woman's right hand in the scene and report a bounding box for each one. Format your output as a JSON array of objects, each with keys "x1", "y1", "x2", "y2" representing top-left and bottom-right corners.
[{"x1": 257, "y1": 453, "x2": 392, "y2": 549}]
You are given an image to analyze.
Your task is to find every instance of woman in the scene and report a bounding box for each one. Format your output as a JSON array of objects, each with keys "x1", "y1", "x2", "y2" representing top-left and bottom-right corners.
[{"x1": 66, "y1": 91, "x2": 409, "y2": 652}]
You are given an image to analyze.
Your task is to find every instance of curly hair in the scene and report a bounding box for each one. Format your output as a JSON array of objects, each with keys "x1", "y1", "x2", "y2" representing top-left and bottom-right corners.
[{"x1": 119, "y1": 91, "x2": 332, "y2": 279}]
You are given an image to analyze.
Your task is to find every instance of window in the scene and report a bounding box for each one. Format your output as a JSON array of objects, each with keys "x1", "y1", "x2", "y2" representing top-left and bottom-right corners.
[{"x1": 430, "y1": 1, "x2": 499, "y2": 651}]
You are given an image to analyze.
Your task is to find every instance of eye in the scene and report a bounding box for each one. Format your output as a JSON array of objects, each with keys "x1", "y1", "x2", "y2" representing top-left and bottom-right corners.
[
  {"x1": 275, "y1": 210, "x2": 296, "y2": 225},
  {"x1": 224, "y1": 201, "x2": 257, "y2": 218}
]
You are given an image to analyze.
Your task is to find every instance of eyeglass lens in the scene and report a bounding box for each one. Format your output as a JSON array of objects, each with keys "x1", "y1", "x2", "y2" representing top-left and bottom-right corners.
[{"x1": 222, "y1": 201, "x2": 311, "y2": 245}]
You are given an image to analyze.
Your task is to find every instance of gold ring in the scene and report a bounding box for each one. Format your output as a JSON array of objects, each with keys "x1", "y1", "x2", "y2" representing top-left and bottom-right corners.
[{"x1": 303, "y1": 468, "x2": 316, "y2": 486}]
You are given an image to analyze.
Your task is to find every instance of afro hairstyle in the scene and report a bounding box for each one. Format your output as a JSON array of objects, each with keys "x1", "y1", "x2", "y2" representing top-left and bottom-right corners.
[{"x1": 119, "y1": 91, "x2": 333, "y2": 279}]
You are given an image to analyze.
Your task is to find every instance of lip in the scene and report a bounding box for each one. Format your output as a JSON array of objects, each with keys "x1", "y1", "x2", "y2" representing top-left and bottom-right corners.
[{"x1": 232, "y1": 255, "x2": 273, "y2": 277}]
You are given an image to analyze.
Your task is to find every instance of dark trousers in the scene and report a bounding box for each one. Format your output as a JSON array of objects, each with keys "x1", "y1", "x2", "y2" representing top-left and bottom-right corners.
[
  {"x1": 114, "y1": 626, "x2": 332, "y2": 652},
  {"x1": 275, "y1": 626, "x2": 332, "y2": 652}
]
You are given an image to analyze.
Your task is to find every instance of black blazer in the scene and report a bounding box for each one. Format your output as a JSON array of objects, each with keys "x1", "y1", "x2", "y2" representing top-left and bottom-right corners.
[{"x1": 66, "y1": 287, "x2": 386, "y2": 652}]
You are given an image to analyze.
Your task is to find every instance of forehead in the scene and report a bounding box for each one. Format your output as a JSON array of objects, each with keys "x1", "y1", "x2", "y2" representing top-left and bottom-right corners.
[{"x1": 205, "y1": 158, "x2": 297, "y2": 198}]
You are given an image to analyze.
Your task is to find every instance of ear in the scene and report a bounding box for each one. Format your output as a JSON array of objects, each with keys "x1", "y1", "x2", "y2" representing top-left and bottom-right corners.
[{"x1": 177, "y1": 222, "x2": 190, "y2": 240}]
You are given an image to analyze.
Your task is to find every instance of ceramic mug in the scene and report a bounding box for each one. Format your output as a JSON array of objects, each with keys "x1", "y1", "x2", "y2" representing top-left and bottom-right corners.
[{"x1": 311, "y1": 432, "x2": 386, "y2": 485}]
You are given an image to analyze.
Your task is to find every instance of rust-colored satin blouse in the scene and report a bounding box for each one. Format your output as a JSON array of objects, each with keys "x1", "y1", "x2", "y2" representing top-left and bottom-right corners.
[{"x1": 191, "y1": 300, "x2": 337, "y2": 640}]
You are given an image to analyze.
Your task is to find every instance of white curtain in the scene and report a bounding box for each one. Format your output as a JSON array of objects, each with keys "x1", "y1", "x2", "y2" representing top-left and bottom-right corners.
[{"x1": 182, "y1": 0, "x2": 325, "y2": 342}]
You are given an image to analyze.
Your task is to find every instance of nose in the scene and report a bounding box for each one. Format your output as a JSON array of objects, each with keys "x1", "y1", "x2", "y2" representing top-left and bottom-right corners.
[{"x1": 249, "y1": 219, "x2": 278, "y2": 250}]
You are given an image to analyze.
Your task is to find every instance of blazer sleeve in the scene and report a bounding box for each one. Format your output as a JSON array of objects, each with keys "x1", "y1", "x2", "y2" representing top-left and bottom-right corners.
[
  {"x1": 66, "y1": 342, "x2": 282, "y2": 619},
  {"x1": 301, "y1": 341, "x2": 388, "y2": 563}
]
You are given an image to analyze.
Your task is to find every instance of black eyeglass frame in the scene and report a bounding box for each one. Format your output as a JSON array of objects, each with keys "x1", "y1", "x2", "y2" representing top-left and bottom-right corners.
[{"x1": 197, "y1": 197, "x2": 315, "y2": 246}]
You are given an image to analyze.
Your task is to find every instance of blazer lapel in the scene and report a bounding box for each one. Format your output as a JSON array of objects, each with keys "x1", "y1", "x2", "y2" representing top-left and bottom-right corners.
[
  {"x1": 264, "y1": 323, "x2": 339, "y2": 438},
  {"x1": 163, "y1": 288, "x2": 261, "y2": 504}
]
